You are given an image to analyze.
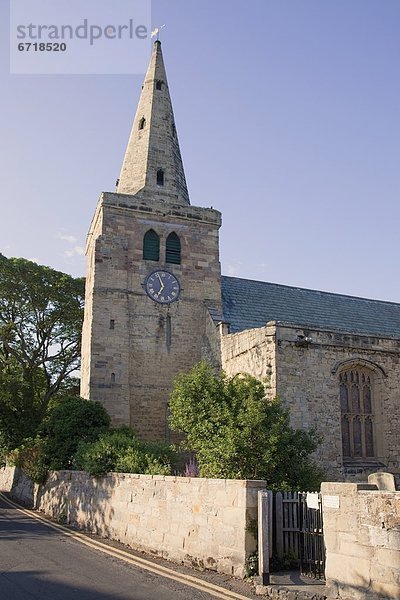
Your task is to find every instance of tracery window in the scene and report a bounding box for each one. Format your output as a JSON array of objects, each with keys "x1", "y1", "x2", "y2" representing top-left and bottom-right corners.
[{"x1": 340, "y1": 367, "x2": 375, "y2": 459}]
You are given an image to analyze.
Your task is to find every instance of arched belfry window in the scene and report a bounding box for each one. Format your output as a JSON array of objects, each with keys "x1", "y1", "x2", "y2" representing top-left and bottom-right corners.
[
  {"x1": 139, "y1": 117, "x2": 146, "y2": 130},
  {"x1": 166, "y1": 232, "x2": 181, "y2": 265},
  {"x1": 143, "y1": 229, "x2": 160, "y2": 261},
  {"x1": 339, "y1": 366, "x2": 375, "y2": 459},
  {"x1": 157, "y1": 169, "x2": 164, "y2": 186}
]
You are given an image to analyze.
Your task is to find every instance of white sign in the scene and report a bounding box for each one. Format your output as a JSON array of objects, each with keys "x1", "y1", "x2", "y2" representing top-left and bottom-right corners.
[
  {"x1": 323, "y1": 495, "x2": 340, "y2": 509},
  {"x1": 306, "y1": 492, "x2": 319, "y2": 510}
]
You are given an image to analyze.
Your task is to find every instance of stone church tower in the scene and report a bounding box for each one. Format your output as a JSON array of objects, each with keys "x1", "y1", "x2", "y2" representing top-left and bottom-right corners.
[
  {"x1": 81, "y1": 41, "x2": 222, "y2": 440},
  {"x1": 80, "y1": 40, "x2": 400, "y2": 483}
]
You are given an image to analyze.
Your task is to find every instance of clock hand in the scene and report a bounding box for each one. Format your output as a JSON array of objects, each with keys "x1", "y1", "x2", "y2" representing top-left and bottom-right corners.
[
  {"x1": 157, "y1": 273, "x2": 165, "y2": 289},
  {"x1": 155, "y1": 273, "x2": 165, "y2": 297}
]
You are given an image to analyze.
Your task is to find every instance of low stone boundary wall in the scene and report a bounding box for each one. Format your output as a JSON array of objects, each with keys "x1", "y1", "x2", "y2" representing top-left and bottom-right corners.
[
  {"x1": 321, "y1": 482, "x2": 400, "y2": 600},
  {"x1": 0, "y1": 467, "x2": 265, "y2": 578}
]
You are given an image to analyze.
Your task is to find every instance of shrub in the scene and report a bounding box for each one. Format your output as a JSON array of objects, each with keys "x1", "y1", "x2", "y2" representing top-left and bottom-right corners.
[
  {"x1": 169, "y1": 361, "x2": 324, "y2": 490},
  {"x1": 8, "y1": 437, "x2": 48, "y2": 484},
  {"x1": 39, "y1": 396, "x2": 111, "y2": 470},
  {"x1": 0, "y1": 430, "x2": 8, "y2": 468},
  {"x1": 74, "y1": 427, "x2": 175, "y2": 477}
]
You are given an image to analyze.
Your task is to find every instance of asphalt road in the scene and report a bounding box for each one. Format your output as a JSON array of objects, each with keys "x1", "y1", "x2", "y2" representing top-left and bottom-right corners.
[{"x1": 0, "y1": 494, "x2": 250, "y2": 600}]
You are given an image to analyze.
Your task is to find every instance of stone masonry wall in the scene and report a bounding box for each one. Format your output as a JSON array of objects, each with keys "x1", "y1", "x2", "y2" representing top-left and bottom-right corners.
[
  {"x1": 220, "y1": 321, "x2": 400, "y2": 482},
  {"x1": 81, "y1": 192, "x2": 222, "y2": 440},
  {"x1": 275, "y1": 324, "x2": 400, "y2": 481},
  {"x1": 0, "y1": 467, "x2": 265, "y2": 578},
  {"x1": 321, "y1": 482, "x2": 400, "y2": 600},
  {"x1": 202, "y1": 312, "x2": 223, "y2": 371},
  {"x1": 221, "y1": 322, "x2": 276, "y2": 399}
]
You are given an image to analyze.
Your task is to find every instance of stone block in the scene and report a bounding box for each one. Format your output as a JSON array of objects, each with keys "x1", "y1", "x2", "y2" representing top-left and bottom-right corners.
[
  {"x1": 352, "y1": 543, "x2": 376, "y2": 563},
  {"x1": 368, "y1": 472, "x2": 396, "y2": 491},
  {"x1": 323, "y1": 531, "x2": 339, "y2": 553},
  {"x1": 222, "y1": 507, "x2": 242, "y2": 527},
  {"x1": 367, "y1": 524, "x2": 389, "y2": 547},
  {"x1": 388, "y1": 528, "x2": 400, "y2": 550},
  {"x1": 215, "y1": 487, "x2": 239, "y2": 507},
  {"x1": 326, "y1": 552, "x2": 371, "y2": 588},
  {"x1": 374, "y1": 548, "x2": 400, "y2": 577},
  {"x1": 370, "y1": 559, "x2": 400, "y2": 586},
  {"x1": 372, "y1": 581, "x2": 400, "y2": 599}
]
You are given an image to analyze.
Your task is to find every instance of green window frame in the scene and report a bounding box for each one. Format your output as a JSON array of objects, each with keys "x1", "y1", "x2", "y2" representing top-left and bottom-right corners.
[
  {"x1": 143, "y1": 229, "x2": 160, "y2": 261},
  {"x1": 166, "y1": 232, "x2": 181, "y2": 265}
]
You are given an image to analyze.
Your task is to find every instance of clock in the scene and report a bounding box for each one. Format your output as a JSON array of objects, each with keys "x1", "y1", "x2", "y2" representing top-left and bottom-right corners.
[{"x1": 145, "y1": 270, "x2": 180, "y2": 304}]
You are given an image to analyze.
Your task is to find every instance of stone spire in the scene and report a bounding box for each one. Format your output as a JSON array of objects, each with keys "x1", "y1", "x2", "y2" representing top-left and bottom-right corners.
[{"x1": 116, "y1": 40, "x2": 190, "y2": 205}]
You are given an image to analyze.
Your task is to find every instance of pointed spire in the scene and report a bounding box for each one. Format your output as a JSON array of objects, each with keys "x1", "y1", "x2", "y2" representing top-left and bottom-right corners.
[{"x1": 116, "y1": 41, "x2": 190, "y2": 205}]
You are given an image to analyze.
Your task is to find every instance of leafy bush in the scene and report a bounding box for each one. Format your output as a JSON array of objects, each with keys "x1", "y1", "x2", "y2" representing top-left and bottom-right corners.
[
  {"x1": 169, "y1": 361, "x2": 324, "y2": 490},
  {"x1": 245, "y1": 550, "x2": 258, "y2": 577},
  {"x1": 39, "y1": 396, "x2": 111, "y2": 470},
  {"x1": 8, "y1": 437, "x2": 48, "y2": 484},
  {"x1": 0, "y1": 430, "x2": 8, "y2": 468},
  {"x1": 74, "y1": 427, "x2": 175, "y2": 477}
]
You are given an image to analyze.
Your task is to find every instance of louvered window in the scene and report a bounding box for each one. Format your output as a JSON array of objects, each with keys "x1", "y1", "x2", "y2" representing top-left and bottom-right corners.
[
  {"x1": 340, "y1": 368, "x2": 375, "y2": 459},
  {"x1": 143, "y1": 229, "x2": 160, "y2": 261},
  {"x1": 166, "y1": 232, "x2": 181, "y2": 265}
]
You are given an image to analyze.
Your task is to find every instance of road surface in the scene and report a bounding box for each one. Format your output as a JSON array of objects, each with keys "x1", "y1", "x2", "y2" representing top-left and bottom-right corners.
[{"x1": 0, "y1": 493, "x2": 251, "y2": 600}]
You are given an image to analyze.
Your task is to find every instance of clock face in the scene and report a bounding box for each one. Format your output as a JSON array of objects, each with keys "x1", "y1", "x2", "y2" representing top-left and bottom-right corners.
[{"x1": 145, "y1": 270, "x2": 180, "y2": 305}]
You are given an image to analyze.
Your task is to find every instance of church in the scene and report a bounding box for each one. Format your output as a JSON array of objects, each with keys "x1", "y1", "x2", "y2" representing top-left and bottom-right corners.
[{"x1": 81, "y1": 40, "x2": 400, "y2": 484}]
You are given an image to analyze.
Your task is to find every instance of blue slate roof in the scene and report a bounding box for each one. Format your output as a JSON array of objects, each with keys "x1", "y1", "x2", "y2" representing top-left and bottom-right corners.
[{"x1": 221, "y1": 275, "x2": 400, "y2": 338}]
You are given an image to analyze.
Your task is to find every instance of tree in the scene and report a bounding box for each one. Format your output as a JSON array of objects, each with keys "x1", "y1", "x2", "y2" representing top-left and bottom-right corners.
[
  {"x1": 40, "y1": 396, "x2": 111, "y2": 470},
  {"x1": 7, "y1": 397, "x2": 110, "y2": 484},
  {"x1": 169, "y1": 361, "x2": 324, "y2": 490},
  {"x1": 0, "y1": 255, "x2": 84, "y2": 448}
]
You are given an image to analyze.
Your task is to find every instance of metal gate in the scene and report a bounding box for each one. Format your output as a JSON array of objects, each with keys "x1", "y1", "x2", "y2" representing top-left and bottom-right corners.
[{"x1": 298, "y1": 492, "x2": 325, "y2": 580}]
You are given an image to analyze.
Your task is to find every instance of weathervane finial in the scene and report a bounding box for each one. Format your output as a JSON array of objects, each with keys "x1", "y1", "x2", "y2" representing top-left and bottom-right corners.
[{"x1": 151, "y1": 24, "x2": 166, "y2": 41}]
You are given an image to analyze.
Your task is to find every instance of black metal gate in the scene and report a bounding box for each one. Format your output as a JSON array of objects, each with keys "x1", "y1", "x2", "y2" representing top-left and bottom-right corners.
[{"x1": 298, "y1": 492, "x2": 326, "y2": 580}]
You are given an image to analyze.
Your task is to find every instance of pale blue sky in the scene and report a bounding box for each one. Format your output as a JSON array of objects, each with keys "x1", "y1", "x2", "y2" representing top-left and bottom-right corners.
[{"x1": 1, "y1": 0, "x2": 399, "y2": 302}]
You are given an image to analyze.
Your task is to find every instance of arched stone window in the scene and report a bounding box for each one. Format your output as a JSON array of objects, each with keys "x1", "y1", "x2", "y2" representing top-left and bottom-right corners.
[
  {"x1": 156, "y1": 80, "x2": 163, "y2": 90},
  {"x1": 138, "y1": 117, "x2": 146, "y2": 130},
  {"x1": 339, "y1": 366, "x2": 375, "y2": 459},
  {"x1": 143, "y1": 229, "x2": 160, "y2": 261},
  {"x1": 166, "y1": 232, "x2": 181, "y2": 265}
]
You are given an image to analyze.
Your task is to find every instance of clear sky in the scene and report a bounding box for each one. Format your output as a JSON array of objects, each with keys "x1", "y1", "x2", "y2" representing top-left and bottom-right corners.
[{"x1": 1, "y1": 0, "x2": 399, "y2": 302}]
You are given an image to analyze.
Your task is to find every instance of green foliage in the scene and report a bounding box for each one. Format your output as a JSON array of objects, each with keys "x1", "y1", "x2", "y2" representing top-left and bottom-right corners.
[
  {"x1": 40, "y1": 396, "x2": 111, "y2": 470},
  {"x1": 74, "y1": 427, "x2": 175, "y2": 477},
  {"x1": 0, "y1": 429, "x2": 9, "y2": 468},
  {"x1": 0, "y1": 255, "x2": 84, "y2": 447},
  {"x1": 169, "y1": 361, "x2": 324, "y2": 490},
  {"x1": 245, "y1": 550, "x2": 258, "y2": 577},
  {"x1": 8, "y1": 437, "x2": 48, "y2": 484}
]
